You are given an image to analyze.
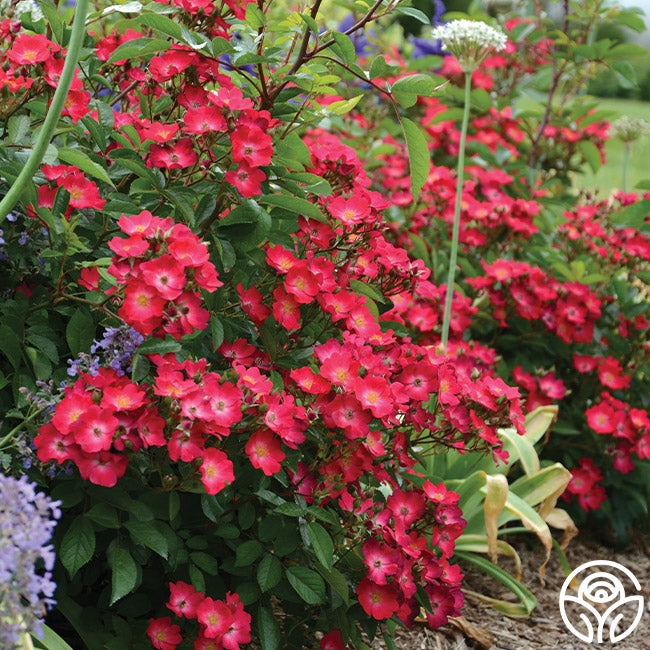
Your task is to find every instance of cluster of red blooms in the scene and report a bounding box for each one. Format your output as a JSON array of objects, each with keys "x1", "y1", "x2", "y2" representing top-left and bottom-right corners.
[
  {"x1": 560, "y1": 193, "x2": 650, "y2": 264},
  {"x1": 585, "y1": 391, "x2": 650, "y2": 468},
  {"x1": 0, "y1": 30, "x2": 91, "y2": 121},
  {"x1": 148, "y1": 582, "x2": 250, "y2": 650},
  {"x1": 352, "y1": 481, "x2": 465, "y2": 629},
  {"x1": 106, "y1": 211, "x2": 221, "y2": 338},
  {"x1": 34, "y1": 367, "x2": 165, "y2": 487},
  {"x1": 35, "y1": 164, "x2": 106, "y2": 215},
  {"x1": 467, "y1": 259, "x2": 602, "y2": 344},
  {"x1": 94, "y1": 31, "x2": 276, "y2": 197},
  {"x1": 511, "y1": 366, "x2": 567, "y2": 412},
  {"x1": 563, "y1": 457, "x2": 607, "y2": 512},
  {"x1": 573, "y1": 354, "x2": 632, "y2": 391}
]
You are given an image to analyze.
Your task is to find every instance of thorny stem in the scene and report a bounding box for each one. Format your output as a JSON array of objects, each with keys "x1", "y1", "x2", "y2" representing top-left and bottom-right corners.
[
  {"x1": 440, "y1": 72, "x2": 472, "y2": 352},
  {"x1": 0, "y1": 0, "x2": 90, "y2": 224}
]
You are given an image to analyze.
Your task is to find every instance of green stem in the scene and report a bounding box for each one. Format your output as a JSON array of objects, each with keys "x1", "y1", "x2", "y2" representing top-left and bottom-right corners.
[
  {"x1": 440, "y1": 71, "x2": 471, "y2": 352},
  {"x1": 622, "y1": 142, "x2": 630, "y2": 193},
  {"x1": 0, "y1": 406, "x2": 47, "y2": 450},
  {"x1": 0, "y1": 0, "x2": 90, "y2": 224}
]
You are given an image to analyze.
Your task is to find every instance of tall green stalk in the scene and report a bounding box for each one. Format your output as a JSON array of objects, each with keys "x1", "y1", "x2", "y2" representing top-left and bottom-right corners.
[
  {"x1": 440, "y1": 71, "x2": 472, "y2": 352},
  {"x1": 622, "y1": 142, "x2": 630, "y2": 193},
  {"x1": 0, "y1": 0, "x2": 90, "y2": 224}
]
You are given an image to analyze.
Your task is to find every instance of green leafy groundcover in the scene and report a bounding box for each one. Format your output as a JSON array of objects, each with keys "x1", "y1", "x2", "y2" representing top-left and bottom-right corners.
[{"x1": 0, "y1": 0, "x2": 649, "y2": 648}]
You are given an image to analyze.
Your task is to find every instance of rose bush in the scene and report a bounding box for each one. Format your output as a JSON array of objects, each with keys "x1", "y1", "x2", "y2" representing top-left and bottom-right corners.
[{"x1": 0, "y1": 0, "x2": 649, "y2": 648}]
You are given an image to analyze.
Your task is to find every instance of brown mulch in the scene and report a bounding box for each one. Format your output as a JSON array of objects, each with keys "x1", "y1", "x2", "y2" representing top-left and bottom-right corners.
[{"x1": 372, "y1": 533, "x2": 650, "y2": 650}]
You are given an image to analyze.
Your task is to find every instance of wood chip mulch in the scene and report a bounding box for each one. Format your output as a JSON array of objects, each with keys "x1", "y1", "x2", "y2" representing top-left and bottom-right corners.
[{"x1": 372, "y1": 533, "x2": 650, "y2": 650}]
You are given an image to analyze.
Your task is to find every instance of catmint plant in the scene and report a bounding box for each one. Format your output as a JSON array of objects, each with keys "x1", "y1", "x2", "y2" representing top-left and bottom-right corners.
[{"x1": 0, "y1": 474, "x2": 60, "y2": 649}]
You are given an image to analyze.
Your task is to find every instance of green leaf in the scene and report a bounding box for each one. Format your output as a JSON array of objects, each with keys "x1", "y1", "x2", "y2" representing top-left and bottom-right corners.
[
  {"x1": 258, "y1": 194, "x2": 328, "y2": 223},
  {"x1": 308, "y1": 522, "x2": 334, "y2": 569},
  {"x1": 86, "y1": 503, "x2": 119, "y2": 528},
  {"x1": 137, "y1": 337, "x2": 181, "y2": 355},
  {"x1": 393, "y1": 6, "x2": 430, "y2": 23},
  {"x1": 110, "y1": 547, "x2": 138, "y2": 605},
  {"x1": 274, "y1": 502, "x2": 304, "y2": 516},
  {"x1": 369, "y1": 55, "x2": 398, "y2": 79},
  {"x1": 257, "y1": 554, "x2": 282, "y2": 592},
  {"x1": 66, "y1": 309, "x2": 95, "y2": 356},
  {"x1": 610, "y1": 199, "x2": 650, "y2": 229},
  {"x1": 0, "y1": 324, "x2": 23, "y2": 371},
  {"x1": 235, "y1": 540, "x2": 263, "y2": 567},
  {"x1": 108, "y1": 149, "x2": 162, "y2": 189},
  {"x1": 316, "y1": 565, "x2": 349, "y2": 606},
  {"x1": 138, "y1": 12, "x2": 183, "y2": 40},
  {"x1": 125, "y1": 520, "x2": 169, "y2": 559},
  {"x1": 610, "y1": 60, "x2": 637, "y2": 89},
  {"x1": 331, "y1": 32, "x2": 356, "y2": 65},
  {"x1": 211, "y1": 316, "x2": 224, "y2": 350},
  {"x1": 7, "y1": 115, "x2": 30, "y2": 145},
  {"x1": 578, "y1": 140, "x2": 601, "y2": 174},
  {"x1": 349, "y1": 279, "x2": 386, "y2": 304},
  {"x1": 34, "y1": 624, "x2": 75, "y2": 650},
  {"x1": 401, "y1": 117, "x2": 430, "y2": 201},
  {"x1": 217, "y1": 201, "x2": 271, "y2": 251},
  {"x1": 60, "y1": 517, "x2": 95, "y2": 579},
  {"x1": 57, "y1": 149, "x2": 115, "y2": 187},
  {"x1": 257, "y1": 605, "x2": 281, "y2": 650},
  {"x1": 454, "y1": 551, "x2": 536, "y2": 616},
  {"x1": 190, "y1": 551, "x2": 219, "y2": 575},
  {"x1": 286, "y1": 566, "x2": 325, "y2": 604},
  {"x1": 107, "y1": 37, "x2": 170, "y2": 63},
  {"x1": 391, "y1": 73, "x2": 438, "y2": 97}
]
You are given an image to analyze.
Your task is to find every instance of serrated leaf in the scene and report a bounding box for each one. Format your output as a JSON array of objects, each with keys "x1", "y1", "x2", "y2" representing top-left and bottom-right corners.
[
  {"x1": 286, "y1": 566, "x2": 325, "y2": 604},
  {"x1": 125, "y1": 520, "x2": 168, "y2": 559},
  {"x1": 257, "y1": 605, "x2": 281, "y2": 650},
  {"x1": 138, "y1": 12, "x2": 183, "y2": 40},
  {"x1": 0, "y1": 324, "x2": 23, "y2": 371},
  {"x1": 110, "y1": 547, "x2": 138, "y2": 605},
  {"x1": 137, "y1": 337, "x2": 181, "y2": 355},
  {"x1": 258, "y1": 194, "x2": 328, "y2": 223},
  {"x1": 274, "y1": 502, "x2": 304, "y2": 516},
  {"x1": 60, "y1": 517, "x2": 95, "y2": 579},
  {"x1": 257, "y1": 554, "x2": 282, "y2": 592},
  {"x1": 235, "y1": 540, "x2": 263, "y2": 567},
  {"x1": 58, "y1": 149, "x2": 115, "y2": 187},
  {"x1": 7, "y1": 115, "x2": 30, "y2": 145},
  {"x1": 190, "y1": 551, "x2": 219, "y2": 575},
  {"x1": 401, "y1": 117, "x2": 430, "y2": 201},
  {"x1": 86, "y1": 503, "x2": 119, "y2": 528},
  {"x1": 66, "y1": 308, "x2": 95, "y2": 356},
  {"x1": 308, "y1": 521, "x2": 334, "y2": 570},
  {"x1": 391, "y1": 73, "x2": 438, "y2": 97},
  {"x1": 331, "y1": 32, "x2": 356, "y2": 65}
]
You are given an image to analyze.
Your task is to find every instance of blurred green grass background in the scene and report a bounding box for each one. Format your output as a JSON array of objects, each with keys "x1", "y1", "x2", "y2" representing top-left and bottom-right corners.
[
  {"x1": 575, "y1": 97, "x2": 650, "y2": 195},
  {"x1": 515, "y1": 96, "x2": 650, "y2": 196}
]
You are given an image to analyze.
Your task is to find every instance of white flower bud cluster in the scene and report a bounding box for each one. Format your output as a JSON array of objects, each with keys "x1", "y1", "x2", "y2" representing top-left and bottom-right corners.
[
  {"x1": 611, "y1": 116, "x2": 650, "y2": 143},
  {"x1": 431, "y1": 19, "x2": 508, "y2": 73}
]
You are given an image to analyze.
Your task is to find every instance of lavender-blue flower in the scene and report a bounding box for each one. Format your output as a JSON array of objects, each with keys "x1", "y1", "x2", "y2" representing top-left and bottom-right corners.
[{"x1": 0, "y1": 474, "x2": 60, "y2": 649}]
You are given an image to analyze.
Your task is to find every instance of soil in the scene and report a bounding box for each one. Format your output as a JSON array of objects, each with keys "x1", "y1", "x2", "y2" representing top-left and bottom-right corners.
[{"x1": 373, "y1": 533, "x2": 650, "y2": 650}]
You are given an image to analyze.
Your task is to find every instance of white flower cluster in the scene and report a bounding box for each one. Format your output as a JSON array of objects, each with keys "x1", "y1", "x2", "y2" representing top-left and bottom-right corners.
[
  {"x1": 432, "y1": 19, "x2": 508, "y2": 72},
  {"x1": 0, "y1": 0, "x2": 44, "y2": 21},
  {"x1": 611, "y1": 116, "x2": 650, "y2": 143}
]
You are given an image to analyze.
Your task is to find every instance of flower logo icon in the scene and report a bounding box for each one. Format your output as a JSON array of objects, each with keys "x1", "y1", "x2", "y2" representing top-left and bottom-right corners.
[{"x1": 559, "y1": 560, "x2": 644, "y2": 643}]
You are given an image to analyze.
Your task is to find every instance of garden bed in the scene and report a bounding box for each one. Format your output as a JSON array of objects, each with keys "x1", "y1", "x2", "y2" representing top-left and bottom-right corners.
[{"x1": 382, "y1": 534, "x2": 650, "y2": 650}]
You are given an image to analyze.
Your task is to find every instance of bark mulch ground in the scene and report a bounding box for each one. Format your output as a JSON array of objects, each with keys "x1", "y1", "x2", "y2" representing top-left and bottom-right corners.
[{"x1": 372, "y1": 533, "x2": 650, "y2": 650}]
